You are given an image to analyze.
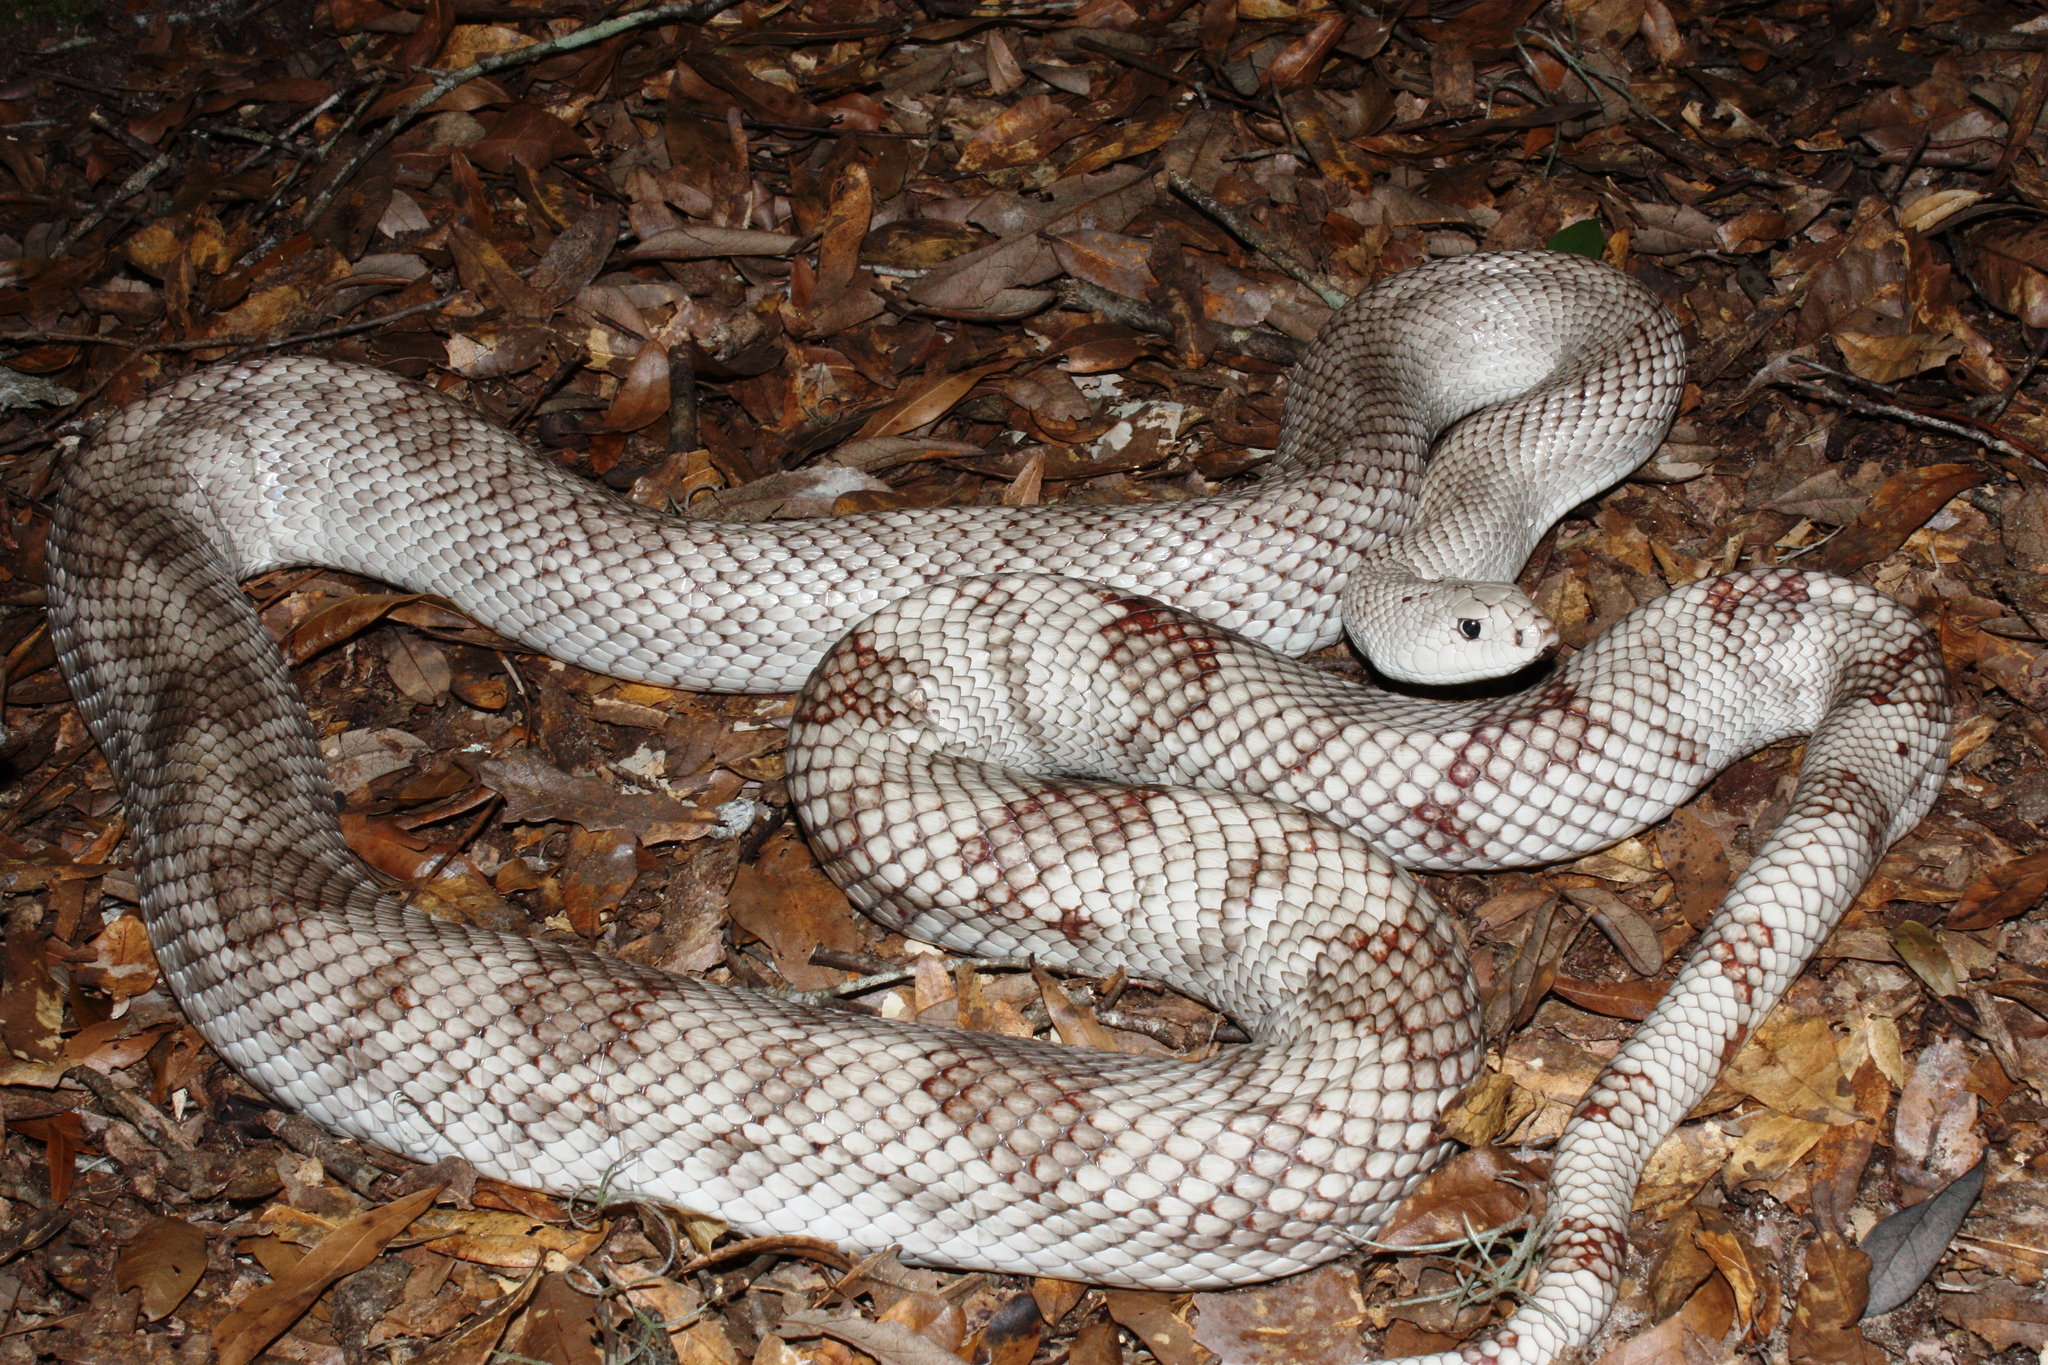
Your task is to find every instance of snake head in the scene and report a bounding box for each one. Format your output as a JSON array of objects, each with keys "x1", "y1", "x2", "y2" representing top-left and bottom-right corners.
[{"x1": 1344, "y1": 576, "x2": 1558, "y2": 686}]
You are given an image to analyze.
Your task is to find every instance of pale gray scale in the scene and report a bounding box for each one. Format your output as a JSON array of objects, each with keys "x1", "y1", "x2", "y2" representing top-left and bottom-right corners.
[{"x1": 47, "y1": 251, "x2": 1950, "y2": 1365}]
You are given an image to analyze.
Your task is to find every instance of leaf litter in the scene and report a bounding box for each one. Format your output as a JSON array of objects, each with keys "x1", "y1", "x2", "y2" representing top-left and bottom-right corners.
[{"x1": 0, "y1": 0, "x2": 2046, "y2": 1359}]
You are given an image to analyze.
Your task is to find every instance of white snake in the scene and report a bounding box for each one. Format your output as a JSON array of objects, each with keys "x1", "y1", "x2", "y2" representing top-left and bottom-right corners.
[{"x1": 43, "y1": 251, "x2": 1948, "y2": 1364}]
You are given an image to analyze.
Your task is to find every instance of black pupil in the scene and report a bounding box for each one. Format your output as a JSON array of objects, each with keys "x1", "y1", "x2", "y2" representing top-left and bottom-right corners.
[{"x1": 1458, "y1": 619, "x2": 1483, "y2": 640}]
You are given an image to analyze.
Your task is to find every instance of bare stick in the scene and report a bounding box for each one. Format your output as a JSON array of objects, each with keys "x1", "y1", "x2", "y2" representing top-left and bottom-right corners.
[
  {"x1": 53, "y1": 114, "x2": 179, "y2": 257},
  {"x1": 299, "y1": 0, "x2": 749, "y2": 231},
  {"x1": 1773, "y1": 374, "x2": 2048, "y2": 475},
  {"x1": 0, "y1": 292, "x2": 462, "y2": 356},
  {"x1": 1070, "y1": 35, "x2": 1278, "y2": 117},
  {"x1": 1166, "y1": 171, "x2": 1352, "y2": 307}
]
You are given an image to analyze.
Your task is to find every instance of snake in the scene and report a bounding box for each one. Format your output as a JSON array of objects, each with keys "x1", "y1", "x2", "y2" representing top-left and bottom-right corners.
[{"x1": 41, "y1": 249, "x2": 1949, "y2": 1365}]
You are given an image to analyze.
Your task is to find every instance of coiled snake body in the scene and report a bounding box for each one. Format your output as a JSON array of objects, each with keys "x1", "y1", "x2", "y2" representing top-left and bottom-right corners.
[{"x1": 45, "y1": 251, "x2": 1948, "y2": 1365}]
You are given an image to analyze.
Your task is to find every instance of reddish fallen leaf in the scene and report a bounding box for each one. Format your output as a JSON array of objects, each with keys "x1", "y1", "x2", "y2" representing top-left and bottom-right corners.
[
  {"x1": 1550, "y1": 974, "x2": 1670, "y2": 1020},
  {"x1": 213, "y1": 1185, "x2": 444, "y2": 1365},
  {"x1": 1948, "y1": 848, "x2": 2048, "y2": 930},
  {"x1": 600, "y1": 337, "x2": 671, "y2": 431},
  {"x1": 559, "y1": 827, "x2": 639, "y2": 938},
  {"x1": 726, "y1": 830, "x2": 870, "y2": 990},
  {"x1": 1815, "y1": 464, "x2": 1987, "y2": 575},
  {"x1": 1373, "y1": 1146, "x2": 1543, "y2": 1249},
  {"x1": 1194, "y1": 1264, "x2": 1367, "y2": 1365},
  {"x1": 1788, "y1": 1234, "x2": 1884, "y2": 1365},
  {"x1": 1266, "y1": 13, "x2": 1348, "y2": 91},
  {"x1": 10, "y1": 1112, "x2": 85, "y2": 1203},
  {"x1": 115, "y1": 1216, "x2": 207, "y2": 1322}
]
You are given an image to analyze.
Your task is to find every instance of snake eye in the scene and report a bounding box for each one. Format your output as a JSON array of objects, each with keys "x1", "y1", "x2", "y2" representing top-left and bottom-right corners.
[{"x1": 1458, "y1": 619, "x2": 1483, "y2": 641}]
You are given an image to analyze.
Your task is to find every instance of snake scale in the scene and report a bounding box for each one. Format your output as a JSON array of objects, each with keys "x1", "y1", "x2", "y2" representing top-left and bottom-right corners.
[{"x1": 43, "y1": 250, "x2": 1949, "y2": 1365}]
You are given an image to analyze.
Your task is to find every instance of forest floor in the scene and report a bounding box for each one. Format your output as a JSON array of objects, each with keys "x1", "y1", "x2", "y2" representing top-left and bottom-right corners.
[{"x1": 0, "y1": 0, "x2": 2041, "y2": 1361}]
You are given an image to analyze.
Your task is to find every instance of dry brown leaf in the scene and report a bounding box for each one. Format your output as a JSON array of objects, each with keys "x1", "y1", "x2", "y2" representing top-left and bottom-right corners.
[
  {"x1": 957, "y1": 94, "x2": 1071, "y2": 173},
  {"x1": 1549, "y1": 975, "x2": 1669, "y2": 1021},
  {"x1": 1193, "y1": 1264, "x2": 1365, "y2": 1364},
  {"x1": 1722, "y1": 1111, "x2": 1828, "y2": 1188},
  {"x1": 1032, "y1": 965, "x2": 1119, "y2": 1049},
  {"x1": 601, "y1": 338, "x2": 672, "y2": 431},
  {"x1": 478, "y1": 750, "x2": 711, "y2": 844},
  {"x1": 529, "y1": 205, "x2": 620, "y2": 311},
  {"x1": 1722, "y1": 1013, "x2": 1860, "y2": 1125},
  {"x1": 781, "y1": 1308, "x2": 971, "y2": 1365},
  {"x1": 1048, "y1": 229, "x2": 1158, "y2": 301},
  {"x1": 1654, "y1": 807, "x2": 1734, "y2": 928},
  {"x1": 9, "y1": 1113, "x2": 83, "y2": 1203},
  {"x1": 1948, "y1": 848, "x2": 2048, "y2": 930},
  {"x1": 215, "y1": 1185, "x2": 445, "y2": 1365},
  {"x1": 1965, "y1": 220, "x2": 2048, "y2": 328},
  {"x1": 853, "y1": 359, "x2": 1014, "y2": 441},
  {"x1": 467, "y1": 104, "x2": 586, "y2": 173},
  {"x1": 383, "y1": 631, "x2": 452, "y2": 705},
  {"x1": 1833, "y1": 329, "x2": 1963, "y2": 383},
  {"x1": 1372, "y1": 1146, "x2": 1542, "y2": 1248},
  {"x1": 1938, "y1": 1281, "x2": 2048, "y2": 1350},
  {"x1": 114, "y1": 1216, "x2": 207, "y2": 1322},
  {"x1": 1815, "y1": 464, "x2": 1986, "y2": 575},
  {"x1": 976, "y1": 1293, "x2": 1042, "y2": 1365},
  {"x1": 559, "y1": 827, "x2": 639, "y2": 938},
  {"x1": 73, "y1": 915, "x2": 158, "y2": 1003},
  {"x1": 726, "y1": 829, "x2": 870, "y2": 990},
  {"x1": 406, "y1": 1271, "x2": 540, "y2": 1365},
  {"x1": 1788, "y1": 1234, "x2": 1883, "y2": 1365},
  {"x1": 1031, "y1": 1278, "x2": 1086, "y2": 1327},
  {"x1": 626, "y1": 227, "x2": 799, "y2": 261},
  {"x1": 1101, "y1": 1291, "x2": 1207, "y2": 1365},
  {"x1": 504, "y1": 1272, "x2": 602, "y2": 1365},
  {"x1": 1895, "y1": 1036, "x2": 1986, "y2": 1195}
]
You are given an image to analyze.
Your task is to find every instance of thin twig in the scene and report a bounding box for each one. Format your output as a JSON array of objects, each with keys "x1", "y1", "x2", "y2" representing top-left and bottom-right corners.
[
  {"x1": 400, "y1": 794, "x2": 504, "y2": 903},
  {"x1": 1975, "y1": 326, "x2": 2048, "y2": 424},
  {"x1": 1773, "y1": 373, "x2": 2048, "y2": 475},
  {"x1": 1070, "y1": 36, "x2": 1277, "y2": 116},
  {"x1": 1059, "y1": 278, "x2": 1305, "y2": 366},
  {"x1": 300, "y1": 0, "x2": 750, "y2": 232},
  {"x1": 1167, "y1": 171, "x2": 1352, "y2": 307},
  {"x1": 53, "y1": 143, "x2": 174, "y2": 257},
  {"x1": 221, "y1": 291, "x2": 466, "y2": 363},
  {"x1": 0, "y1": 292, "x2": 461, "y2": 357},
  {"x1": 86, "y1": 108, "x2": 169, "y2": 165},
  {"x1": 1516, "y1": 27, "x2": 1678, "y2": 136},
  {"x1": 259, "y1": 75, "x2": 389, "y2": 229},
  {"x1": 232, "y1": 87, "x2": 348, "y2": 175},
  {"x1": 204, "y1": 125, "x2": 317, "y2": 155}
]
